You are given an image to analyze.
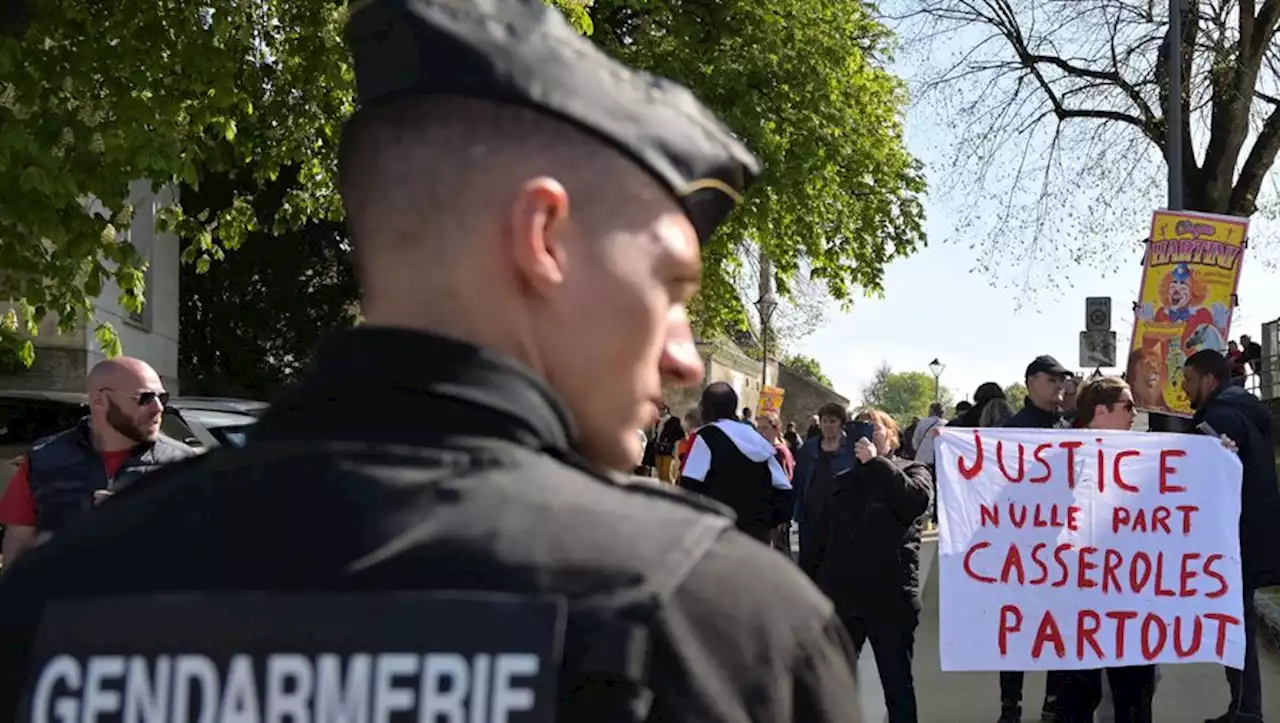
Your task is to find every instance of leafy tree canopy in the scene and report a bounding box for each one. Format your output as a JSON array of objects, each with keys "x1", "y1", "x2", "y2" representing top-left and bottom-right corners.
[
  {"x1": 178, "y1": 167, "x2": 358, "y2": 399},
  {"x1": 859, "y1": 363, "x2": 956, "y2": 428},
  {"x1": 782, "y1": 354, "x2": 833, "y2": 388},
  {"x1": 591, "y1": 0, "x2": 926, "y2": 334},
  {"x1": 0, "y1": 0, "x2": 350, "y2": 365},
  {"x1": 2, "y1": 0, "x2": 923, "y2": 381}
]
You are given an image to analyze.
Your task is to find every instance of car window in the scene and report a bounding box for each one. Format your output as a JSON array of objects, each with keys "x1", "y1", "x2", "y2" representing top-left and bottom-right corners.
[
  {"x1": 161, "y1": 409, "x2": 204, "y2": 449},
  {"x1": 210, "y1": 425, "x2": 253, "y2": 449}
]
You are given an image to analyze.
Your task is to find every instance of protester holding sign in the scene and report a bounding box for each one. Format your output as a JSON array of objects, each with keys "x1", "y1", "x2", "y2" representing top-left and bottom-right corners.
[
  {"x1": 809, "y1": 407, "x2": 933, "y2": 723},
  {"x1": 935, "y1": 407, "x2": 1247, "y2": 715},
  {"x1": 999, "y1": 354, "x2": 1073, "y2": 723},
  {"x1": 1055, "y1": 376, "x2": 1157, "y2": 723},
  {"x1": 1184, "y1": 350, "x2": 1280, "y2": 723}
]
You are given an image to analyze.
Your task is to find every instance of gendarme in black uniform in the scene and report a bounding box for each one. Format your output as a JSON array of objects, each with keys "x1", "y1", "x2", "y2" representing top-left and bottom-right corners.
[{"x1": 0, "y1": 1, "x2": 862, "y2": 721}]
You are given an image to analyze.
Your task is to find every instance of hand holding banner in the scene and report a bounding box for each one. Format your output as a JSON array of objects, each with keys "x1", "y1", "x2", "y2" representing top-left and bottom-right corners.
[{"x1": 936, "y1": 427, "x2": 1245, "y2": 671}]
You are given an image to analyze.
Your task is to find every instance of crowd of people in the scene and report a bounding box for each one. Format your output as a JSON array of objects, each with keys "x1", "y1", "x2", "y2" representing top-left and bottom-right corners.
[
  {"x1": 631, "y1": 347, "x2": 1280, "y2": 723},
  {"x1": 1, "y1": 0, "x2": 1276, "y2": 721}
]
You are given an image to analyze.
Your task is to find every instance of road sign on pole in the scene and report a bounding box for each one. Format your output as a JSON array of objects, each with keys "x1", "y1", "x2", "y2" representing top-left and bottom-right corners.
[{"x1": 1086, "y1": 297, "x2": 1112, "y2": 331}]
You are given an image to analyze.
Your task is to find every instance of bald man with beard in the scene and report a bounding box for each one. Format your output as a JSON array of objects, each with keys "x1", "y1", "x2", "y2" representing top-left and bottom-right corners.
[{"x1": 0, "y1": 357, "x2": 196, "y2": 568}]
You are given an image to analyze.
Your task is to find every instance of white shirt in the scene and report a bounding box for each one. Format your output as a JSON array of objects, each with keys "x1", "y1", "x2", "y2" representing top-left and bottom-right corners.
[{"x1": 913, "y1": 416, "x2": 947, "y2": 465}]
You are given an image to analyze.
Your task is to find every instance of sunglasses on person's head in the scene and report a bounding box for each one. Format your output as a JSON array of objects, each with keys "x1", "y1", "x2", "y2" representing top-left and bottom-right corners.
[{"x1": 101, "y1": 388, "x2": 169, "y2": 406}]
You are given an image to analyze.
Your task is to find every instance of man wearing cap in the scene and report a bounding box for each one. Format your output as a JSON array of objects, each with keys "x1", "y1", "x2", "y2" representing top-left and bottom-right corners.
[
  {"x1": 998, "y1": 354, "x2": 1072, "y2": 722},
  {"x1": 0, "y1": 1, "x2": 862, "y2": 720}
]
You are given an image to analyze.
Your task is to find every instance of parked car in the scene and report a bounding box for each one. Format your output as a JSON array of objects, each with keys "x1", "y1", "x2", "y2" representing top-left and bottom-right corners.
[{"x1": 168, "y1": 397, "x2": 265, "y2": 449}]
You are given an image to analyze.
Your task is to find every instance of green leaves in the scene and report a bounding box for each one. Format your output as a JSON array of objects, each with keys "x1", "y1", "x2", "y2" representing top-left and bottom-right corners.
[
  {"x1": 548, "y1": 0, "x2": 595, "y2": 34},
  {"x1": 782, "y1": 353, "x2": 833, "y2": 388},
  {"x1": 1003, "y1": 383, "x2": 1028, "y2": 410},
  {"x1": 589, "y1": 0, "x2": 926, "y2": 335},
  {"x1": 0, "y1": 0, "x2": 351, "y2": 361},
  {"x1": 860, "y1": 363, "x2": 955, "y2": 427},
  {"x1": 1, "y1": 0, "x2": 922, "y2": 371}
]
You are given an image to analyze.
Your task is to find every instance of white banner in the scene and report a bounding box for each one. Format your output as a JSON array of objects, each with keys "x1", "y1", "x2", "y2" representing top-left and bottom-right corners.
[{"x1": 936, "y1": 427, "x2": 1245, "y2": 671}]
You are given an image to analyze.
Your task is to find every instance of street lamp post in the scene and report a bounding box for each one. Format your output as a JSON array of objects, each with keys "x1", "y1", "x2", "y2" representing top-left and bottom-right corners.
[
  {"x1": 928, "y1": 358, "x2": 945, "y2": 402},
  {"x1": 755, "y1": 291, "x2": 779, "y2": 391}
]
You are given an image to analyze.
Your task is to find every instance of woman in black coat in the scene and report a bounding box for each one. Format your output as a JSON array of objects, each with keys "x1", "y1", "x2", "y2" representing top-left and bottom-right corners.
[{"x1": 809, "y1": 407, "x2": 933, "y2": 723}]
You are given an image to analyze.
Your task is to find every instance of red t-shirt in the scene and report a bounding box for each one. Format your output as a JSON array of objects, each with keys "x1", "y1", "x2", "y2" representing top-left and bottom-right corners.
[{"x1": 0, "y1": 449, "x2": 133, "y2": 527}]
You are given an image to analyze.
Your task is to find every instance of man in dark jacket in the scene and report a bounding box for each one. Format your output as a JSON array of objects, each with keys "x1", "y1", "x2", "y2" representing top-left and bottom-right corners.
[
  {"x1": 0, "y1": 357, "x2": 196, "y2": 567},
  {"x1": 1185, "y1": 349, "x2": 1280, "y2": 723},
  {"x1": 680, "y1": 382, "x2": 793, "y2": 543},
  {"x1": 794, "y1": 402, "x2": 858, "y2": 574},
  {"x1": 999, "y1": 355, "x2": 1071, "y2": 722}
]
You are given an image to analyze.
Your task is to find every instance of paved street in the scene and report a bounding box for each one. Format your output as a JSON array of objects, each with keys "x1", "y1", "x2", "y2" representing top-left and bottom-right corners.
[{"x1": 853, "y1": 538, "x2": 1280, "y2": 722}]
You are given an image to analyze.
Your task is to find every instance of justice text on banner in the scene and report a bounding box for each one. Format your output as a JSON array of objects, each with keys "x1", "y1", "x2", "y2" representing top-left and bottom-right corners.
[{"x1": 936, "y1": 427, "x2": 1244, "y2": 671}]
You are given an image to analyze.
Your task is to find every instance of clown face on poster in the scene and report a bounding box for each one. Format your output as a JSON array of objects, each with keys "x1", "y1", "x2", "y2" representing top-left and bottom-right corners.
[{"x1": 1128, "y1": 209, "x2": 1249, "y2": 418}]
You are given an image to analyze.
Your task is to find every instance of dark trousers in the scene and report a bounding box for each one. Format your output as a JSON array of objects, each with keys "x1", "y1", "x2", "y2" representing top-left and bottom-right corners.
[
  {"x1": 841, "y1": 609, "x2": 919, "y2": 723},
  {"x1": 1054, "y1": 666, "x2": 1155, "y2": 723},
  {"x1": 1001, "y1": 669, "x2": 1065, "y2": 708},
  {"x1": 1224, "y1": 586, "x2": 1263, "y2": 718}
]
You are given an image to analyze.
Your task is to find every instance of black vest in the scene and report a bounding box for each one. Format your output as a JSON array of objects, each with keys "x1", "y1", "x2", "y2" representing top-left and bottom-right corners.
[
  {"x1": 696, "y1": 424, "x2": 779, "y2": 541},
  {"x1": 27, "y1": 419, "x2": 196, "y2": 534}
]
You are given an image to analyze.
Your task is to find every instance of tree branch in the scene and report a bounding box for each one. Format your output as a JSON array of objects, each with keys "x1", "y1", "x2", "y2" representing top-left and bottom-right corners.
[
  {"x1": 1256, "y1": 0, "x2": 1280, "y2": 52},
  {"x1": 1230, "y1": 102, "x2": 1280, "y2": 215},
  {"x1": 1020, "y1": 48, "x2": 1161, "y2": 141}
]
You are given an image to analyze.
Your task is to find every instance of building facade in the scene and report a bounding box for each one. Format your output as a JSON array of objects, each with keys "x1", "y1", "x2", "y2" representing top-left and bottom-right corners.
[
  {"x1": 662, "y1": 338, "x2": 778, "y2": 420},
  {"x1": 0, "y1": 181, "x2": 181, "y2": 393},
  {"x1": 659, "y1": 338, "x2": 850, "y2": 431},
  {"x1": 777, "y1": 364, "x2": 850, "y2": 429}
]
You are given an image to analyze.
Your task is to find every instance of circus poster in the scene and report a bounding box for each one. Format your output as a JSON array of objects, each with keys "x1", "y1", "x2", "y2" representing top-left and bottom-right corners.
[{"x1": 1128, "y1": 209, "x2": 1249, "y2": 417}]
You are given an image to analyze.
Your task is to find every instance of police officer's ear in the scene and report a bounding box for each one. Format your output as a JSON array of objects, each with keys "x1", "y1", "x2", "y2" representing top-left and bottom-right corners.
[{"x1": 508, "y1": 176, "x2": 572, "y2": 293}]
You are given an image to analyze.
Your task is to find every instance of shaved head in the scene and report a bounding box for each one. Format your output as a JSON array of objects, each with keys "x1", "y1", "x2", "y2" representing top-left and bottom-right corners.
[
  {"x1": 338, "y1": 96, "x2": 666, "y2": 280},
  {"x1": 87, "y1": 357, "x2": 166, "y2": 447},
  {"x1": 87, "y1": 357, "x2": 160, "y2": 394}
]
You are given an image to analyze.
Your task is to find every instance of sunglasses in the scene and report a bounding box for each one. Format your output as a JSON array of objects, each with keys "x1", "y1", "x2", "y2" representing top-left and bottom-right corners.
[
  {"x1": 1115, "y1": 400, "x2": 1135, "y2": 412},
  {"x1": 101, "y1": 388, "x2": 170, "y2": 407}
]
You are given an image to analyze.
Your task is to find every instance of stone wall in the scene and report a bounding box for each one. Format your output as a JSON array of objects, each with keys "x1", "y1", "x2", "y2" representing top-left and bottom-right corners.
[
  {"x1": 778, "y1": 365, "x2": 850, "y2": 429},
  {"x1": 661, "y1": 339, "x2": 778, "y2": 421}
]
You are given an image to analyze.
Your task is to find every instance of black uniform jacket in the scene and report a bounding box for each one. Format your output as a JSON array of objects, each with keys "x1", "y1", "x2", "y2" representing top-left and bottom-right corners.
[{"x1": 0, "y1": 328, "x2": 861, "y2": 723}]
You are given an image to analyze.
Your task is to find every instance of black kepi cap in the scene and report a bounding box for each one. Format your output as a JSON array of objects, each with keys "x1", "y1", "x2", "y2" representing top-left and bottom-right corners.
[
  {"x1": 1026, "y1": 355, "x2": 1070, "y2": 378},
  {"x1": 344, "y1": 0, "x2": 763, "y2": 244}
]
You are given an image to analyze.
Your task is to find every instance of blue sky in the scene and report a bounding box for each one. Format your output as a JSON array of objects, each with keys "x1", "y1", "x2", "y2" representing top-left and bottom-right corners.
[{"x1": 794, "y1": 47, "x2": 1280, "y2": 406}]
